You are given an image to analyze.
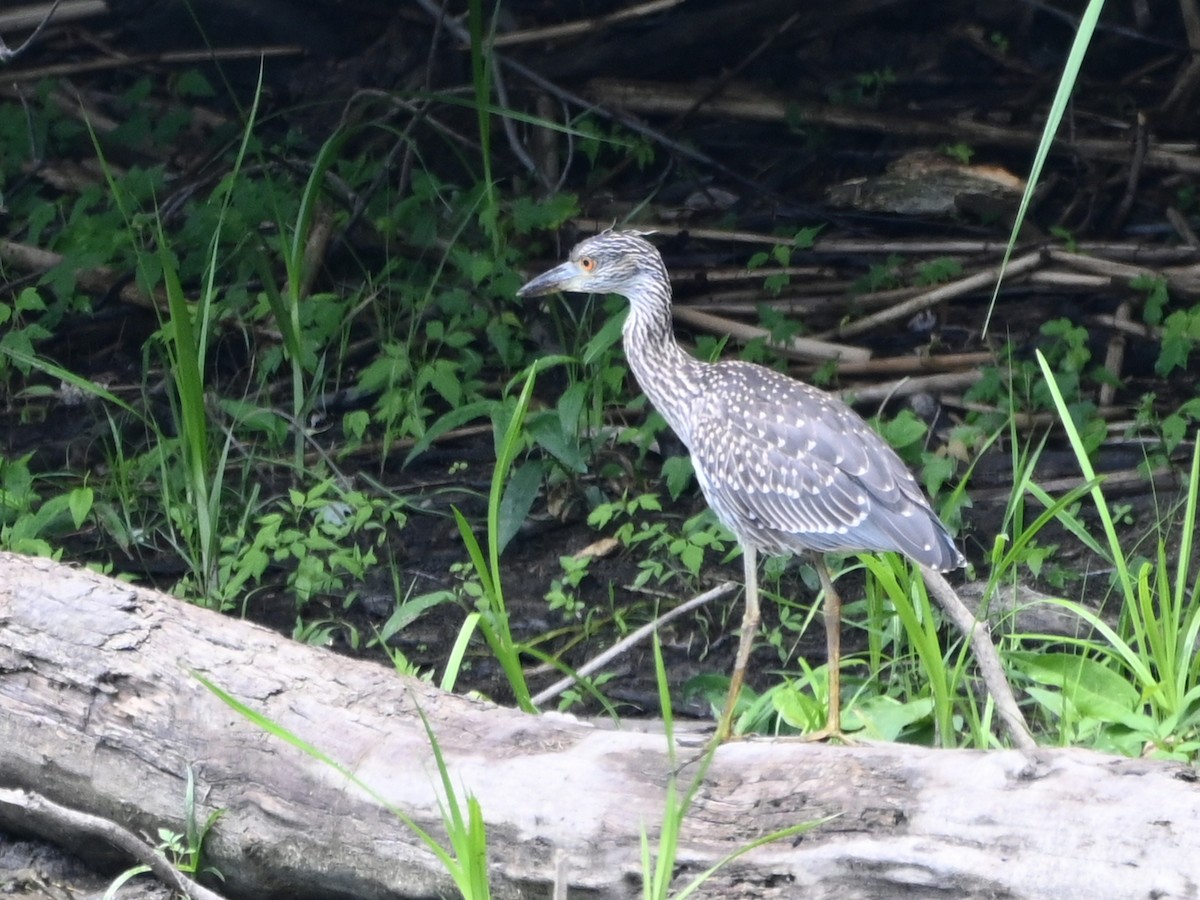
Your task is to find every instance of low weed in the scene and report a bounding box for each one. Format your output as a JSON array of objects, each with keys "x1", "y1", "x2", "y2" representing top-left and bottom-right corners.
[
  {"x1": 103, "y1": 767, "x2": 224, "y2": 899},
  {"x1": 205, "y1": 478, "x2": 406, "y2": 614},
  {"x1": 0, "y1": 453, "x2": 92, "y2": 558}
]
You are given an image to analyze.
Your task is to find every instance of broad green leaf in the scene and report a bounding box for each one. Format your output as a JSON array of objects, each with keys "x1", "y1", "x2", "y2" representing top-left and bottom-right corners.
[{"x1": 496, "y1": 461, "x2": 543, "y2": 555}]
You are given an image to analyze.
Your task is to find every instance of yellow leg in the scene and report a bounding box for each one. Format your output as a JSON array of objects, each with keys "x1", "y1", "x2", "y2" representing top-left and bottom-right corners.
[
  {"x1": 801, "y1": 555, "x2": 850, "y2": 743},
  {"x1": 715, "y1": 544, "x2": 759, "y2": 742}
]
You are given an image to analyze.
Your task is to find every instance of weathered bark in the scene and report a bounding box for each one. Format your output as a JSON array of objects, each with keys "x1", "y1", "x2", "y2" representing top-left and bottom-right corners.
[{"x1": 0, "y1": 551, "x2": 1197, "y2": 899}]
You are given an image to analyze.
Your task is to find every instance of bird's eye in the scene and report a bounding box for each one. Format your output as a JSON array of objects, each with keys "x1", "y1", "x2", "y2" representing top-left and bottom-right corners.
[{"x1": 579, "y1": 257, "x2": 596, "y2": 272}]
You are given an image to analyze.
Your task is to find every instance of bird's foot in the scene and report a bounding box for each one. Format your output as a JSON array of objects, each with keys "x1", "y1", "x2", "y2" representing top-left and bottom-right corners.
[{"x1": 796, "y1": 724, "x2": 857, "y2": 745}]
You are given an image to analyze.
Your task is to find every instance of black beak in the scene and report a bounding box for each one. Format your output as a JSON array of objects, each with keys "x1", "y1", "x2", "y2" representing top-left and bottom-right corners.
[{"x1": 517, "y1": 260, "x2": 582, "y2": 298}]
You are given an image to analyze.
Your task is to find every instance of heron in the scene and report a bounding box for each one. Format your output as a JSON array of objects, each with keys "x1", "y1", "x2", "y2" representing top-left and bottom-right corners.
[{"x1": 518, "y1": 229, "x2": 966, "y2": 741}]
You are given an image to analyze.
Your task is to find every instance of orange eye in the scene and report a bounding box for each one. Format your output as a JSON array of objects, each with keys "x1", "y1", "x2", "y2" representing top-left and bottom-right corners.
[{"x1": 579, "y1": 257, "x2": 596, "y2": 272}]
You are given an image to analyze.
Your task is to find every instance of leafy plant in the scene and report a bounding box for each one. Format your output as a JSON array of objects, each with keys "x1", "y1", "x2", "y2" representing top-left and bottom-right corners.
[
  {"x1": 103, "y1": 767, "x2": 224, "y2": 899},
  {"x1": 589, "y1": 496, "x2": 732, "y2": 592},
  {"x1": 545, "y1": 552, "x2": 593, "y2": 617},
  {"x1": 941, "y1": 142, "x2": 974, "y2": 164},
  {"x1": 1011, "y1": 351, "x2": 1200, "y2": 760},
  {"x1": 82, "y1": 67, "x2": 267, "y2": 602},
  {"x1": 208, "y1": 479, "x2": 406, "y2": 613},
  {"x1": 825, "y1": 68, "x2": 896, "y2": 107},
  {"x1": 0, "y1": 453, "x2": 93, "y2": 558},
  {"x1": 743, "y1": 228, "x2": 823, "y2": 297}
]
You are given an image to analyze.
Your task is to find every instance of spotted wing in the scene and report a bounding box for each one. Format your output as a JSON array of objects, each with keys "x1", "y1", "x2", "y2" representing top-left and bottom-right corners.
[{"x1": 688, "y1": 362, "x2": 961, "y2": 570}]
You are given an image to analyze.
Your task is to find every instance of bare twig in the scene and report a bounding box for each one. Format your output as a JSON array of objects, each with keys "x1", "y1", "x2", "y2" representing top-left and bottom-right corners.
[
  {"x1": 492, "y1": 0, "x2": 686, "y2": 47},
  {"x1": 1099, "y1": 300, "x2": 1132, "y2": 407},
  {"x1": 3, "y1": 45, "x2": 302, "y2": 81},
  {"x1": 835, "y1": 370, "x2": 984, "y2": 404},
  {"x1": 531, "y1": 581, "x2": 738, "y2": 708},
  {"x1": 0, "y1": 787, "x2": 229, "y2": 900},
  {"x1": 571, "y1": 219, "x2": 1200, "y2": 263},
  {"x1": 673, "y1": 306, "x2": 870, "y2": 363},
  {"x1": 918, "y1": 568, "x2": 1037, "y2": 751},
  {"x1": 1108, "y1": 112, "x2": 1148, "y2": 233},
  {"x1": 408, "y1": 0, "x2": 772, "y2": 197},
  {"x1": 0, "y1": 238, "x2": 161, "y2": 310},
  {"x1": 588, "y1": 78, "x2": 1200, "y2": 174},
  {"x1": 820, "y1": 251, "x2": 1044, "y2": 340},
  {"x1": 0, "y1": 0, "x2": 67, "y2": 62}
]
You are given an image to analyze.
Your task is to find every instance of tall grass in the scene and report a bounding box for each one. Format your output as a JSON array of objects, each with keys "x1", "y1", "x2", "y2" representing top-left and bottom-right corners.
[{"x1": 1025, "y1": 351, "x2": 1200, "y2": 757}]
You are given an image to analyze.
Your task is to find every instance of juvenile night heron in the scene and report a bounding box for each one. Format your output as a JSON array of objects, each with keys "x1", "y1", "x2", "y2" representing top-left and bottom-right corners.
[{"x1": 519, "y1": 230, "x2": 965, "y2": 741}]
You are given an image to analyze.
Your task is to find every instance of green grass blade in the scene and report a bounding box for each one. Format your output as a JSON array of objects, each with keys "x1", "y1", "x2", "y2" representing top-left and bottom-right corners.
[
  {"x1": 1174, "y1": 438, "x2": 1200, "y2": 616},
  {"x1": 193, "y1": 672, "x2": 462, "y2": 877},
  {"x1": 453, "y1": 506, "x2": 496, "y2": 599},
  {"x1": 1035, "y1": 350, "x2": 1135, "y2": 602},
  {"x1": 861, "y1": 554, "x2": 954, "y2": 743},
  {"x1": 0, "y1": 345, "x2": 138, "y2": 415},
  {"x1": 984, "y1": 0, "x2": 1106, "y2": 335},
  {"x1": 488, "y1": 369, "x2": 537, "y2": 584},
  {"x1": 441, "y1": 611, "x2": 481, "y2": 693}
]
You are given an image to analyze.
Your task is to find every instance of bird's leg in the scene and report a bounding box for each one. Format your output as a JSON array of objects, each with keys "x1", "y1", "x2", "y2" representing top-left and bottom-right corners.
[
  {"x1": 802, "y1": 555, "x2": 850, "y2": 743},
  {"x1": 715, "y1": 544, "x2": 759, "y2": 742}
]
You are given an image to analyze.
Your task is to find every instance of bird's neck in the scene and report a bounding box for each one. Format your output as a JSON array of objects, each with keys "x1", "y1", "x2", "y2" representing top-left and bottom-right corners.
[{"x1": 622, "y1": 297, "x2": 705, "y2": 448}]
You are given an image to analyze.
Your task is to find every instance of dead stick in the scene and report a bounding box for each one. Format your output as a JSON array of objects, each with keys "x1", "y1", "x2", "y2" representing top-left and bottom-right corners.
[
  {"x1": 531, "y1": 581, "x2": 738, "y2": 708},
  {"x1": 674, "y1": 307, "x2": 870, "y2": 363},
  {"x1": 0, "y1": 787, "x2": 229, "y2": 900},
  {"x1": 919, "y1": 568, "x2": 1036, "y2": 751},
  {"x1": 821, "y1": 251, "x2": 1043, "y2": 340},
  {"x1": 836, "y1": 371, "x2": 983, "y2": 404},
  {"x1": 492, "y1": 0, "x2": 685, "y2": 46}
]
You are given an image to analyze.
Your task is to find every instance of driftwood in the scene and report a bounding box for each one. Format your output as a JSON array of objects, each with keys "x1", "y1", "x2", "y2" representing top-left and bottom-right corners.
[{"x1": 1, "y1": 551, "x2": 1199, "y2": 899}]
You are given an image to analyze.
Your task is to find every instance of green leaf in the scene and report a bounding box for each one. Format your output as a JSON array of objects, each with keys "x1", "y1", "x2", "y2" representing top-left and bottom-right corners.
[
  {"x1": 661, "y1": 455, "x2": 694, "y2": 500},
  {"x1": 582, "y1": 311, "x2": 626, "y2": 367},
  {"x1": 525, "y1": 412, "x2": 586, "y2": 473},
  {"x1": 380, "y1": 590, "x2": 455, "y2": 642},
  {"x1": 772, "y1": 681, "x2": 826, "y2": 732},
  {"x1": 556, "y1": 381, "x2": 588, "y2": 438},
  {"x1": 343, "y1": 409, "x2": 370, "y2": 442},
  {"x1": 67, "y1": 487, "x2": 93, "y2": 529},
  {"x1": 510, "y1": 193, "x2": 580, "y2": 234},
  {"x1": 496, "y1": 461, "x2": 544, "y2": 555},
  {"x1": 843, "y1": 694, "x2": 933, "y2": 741},
  {"x1": 175, "y1": 69, "x2": 216, "y2": 98},
  {"x1": 793, "y1": 225, "x2": 823, "y2": 249},
  {"x1": 1133, "y1": 274, "x2": 1169, "y2": 326},
  {"x1": 679, "y1": 543, "x2": 703, "y2": 576},
  {"x1": 424, "y1": 358, "x2": 464, "y2": 406},
  {"x1": 15, "y1": 287, "x2": 45, "y2": 313},
  {"x1": 877, "y1": 409, "x2": 927, "y2": 449},
  {"x1": 1157, "y1": 310, "x2": 1197, "y2": 375},
  {"x1": 1009, "y1": 651, "x2": 1144, "y2": 728},
  {"x1": 404, "y1": 399, "x2": 493, "y2": 466},
  {"x1": 921, "y1": 453, "x2": 956, "y2": 497}
]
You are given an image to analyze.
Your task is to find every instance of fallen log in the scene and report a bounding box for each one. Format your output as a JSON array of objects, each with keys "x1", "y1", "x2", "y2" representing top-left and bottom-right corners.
[{"x1": 0, "y1": 551, "x2": 1197, "y2": 899}]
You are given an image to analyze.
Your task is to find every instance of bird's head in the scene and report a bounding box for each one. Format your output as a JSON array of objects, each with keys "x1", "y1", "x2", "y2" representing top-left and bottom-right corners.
[{"x1": 517, "y1": 230, "x2": 667, "y2": 301}]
